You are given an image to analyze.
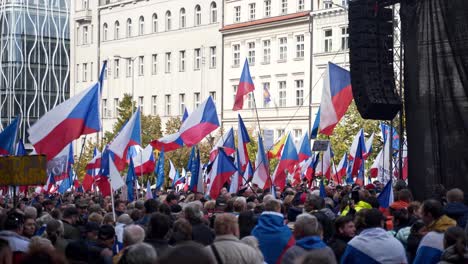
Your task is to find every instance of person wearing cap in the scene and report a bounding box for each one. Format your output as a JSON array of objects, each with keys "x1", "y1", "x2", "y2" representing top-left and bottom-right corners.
[{"x1": 341, "y1": 209, "x2": 407, "y2": 263}]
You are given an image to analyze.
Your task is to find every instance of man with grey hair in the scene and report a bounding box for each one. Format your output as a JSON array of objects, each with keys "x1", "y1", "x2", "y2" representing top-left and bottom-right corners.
[
  {"x1": 118, "y1": 242, "x2": 157, "y2": 264},
  {"x1": 281, "y1": 214, "x2": 336, "y2": 264},
  {"x1": 114, "y1": 225, "x2": 146, "y2": 263},
  {"x1": 184, "y1": 202, "x2": 214, "y2": 245}
]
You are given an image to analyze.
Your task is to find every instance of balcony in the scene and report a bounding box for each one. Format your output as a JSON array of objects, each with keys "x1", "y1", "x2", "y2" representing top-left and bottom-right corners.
[{"x1": 75, "y1": 9, "x2": 92, "y2": 23}]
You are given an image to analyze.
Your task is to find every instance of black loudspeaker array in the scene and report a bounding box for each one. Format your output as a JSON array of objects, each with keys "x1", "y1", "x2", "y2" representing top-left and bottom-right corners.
[{"x1": 348, "y1": 0, "x2": 401, "y2": 120}]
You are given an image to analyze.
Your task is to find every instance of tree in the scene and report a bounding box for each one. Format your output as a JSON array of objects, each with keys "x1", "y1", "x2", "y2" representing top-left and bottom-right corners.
[{"x1": 141, "y1": 114, "x2": 163, "y2": 146}]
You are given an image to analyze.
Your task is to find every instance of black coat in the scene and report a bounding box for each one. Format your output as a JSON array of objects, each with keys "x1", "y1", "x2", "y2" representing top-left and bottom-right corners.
[
  {"x1": 191, "y1": 222, "x2": 215, "y2": 246},
  {"x1": 327, "y1": 234, "x2": 352, "y2": 261},
  {"x1": 444, "y1": 202, "x2": 468, "y2": 228}
]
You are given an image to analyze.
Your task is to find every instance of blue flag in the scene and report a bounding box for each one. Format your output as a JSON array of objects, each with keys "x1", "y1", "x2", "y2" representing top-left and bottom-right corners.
[
  {"x1": 377, "y1": 179, "x2": 394, "y2": 208},
  {"x1": 380, "y1": 123, "x2": 400, "y2": 150},
  {"x1": 58, "y1": 177, "x2": 71, "y2": 194},
  {"x1": 155, "y1": 149, "x2": 165, "y2": 190},
  {"x1": 126, "y1": 158, "x2": 136, "y2": 202},
  {"x1": 319, "y1": 179, "x2": 326, "y2": 198},
  {"x1": 15, "y1": 139, "x2": 26, "y2": 156},
  {"x1": 189, "y1": 148, "x2": 201, "y2": 192},
  {"x1": 311, "y1": 108, "x2": 320, "y2": 139}
]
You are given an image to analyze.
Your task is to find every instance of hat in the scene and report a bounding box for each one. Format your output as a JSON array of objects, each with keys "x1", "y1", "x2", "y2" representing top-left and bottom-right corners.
[
  {"x1": 365, "y1": 184, "x2": 376, "y2": 190},
  {"x1": 98, "y1": 224, "x2": 115, "y2": 240},
  {"x1": 85, "y1": 222, "x2": 100, "y2": 233},
  {"x1": 77, "y1": 200, "x2": 88, "y2": 208}
]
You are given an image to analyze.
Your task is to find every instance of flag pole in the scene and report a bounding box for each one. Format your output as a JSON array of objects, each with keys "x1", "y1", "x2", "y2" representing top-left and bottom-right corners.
[{"x1": 110, "y1": 186, "x2": 116, "y2": 222}]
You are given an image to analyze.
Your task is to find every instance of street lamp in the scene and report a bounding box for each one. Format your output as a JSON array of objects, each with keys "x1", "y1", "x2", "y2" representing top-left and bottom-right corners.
[{"x1": 114, "y1": 55, "x2": 137, "y2": 114}]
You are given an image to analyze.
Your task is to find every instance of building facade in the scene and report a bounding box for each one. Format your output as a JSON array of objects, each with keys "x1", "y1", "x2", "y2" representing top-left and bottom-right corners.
[
  {"x1": 0, "y1": 0, "x2": 70, "y2": 140},
  {"x1": 71, "y1": 0, "x2": 222, "y2": 133}
]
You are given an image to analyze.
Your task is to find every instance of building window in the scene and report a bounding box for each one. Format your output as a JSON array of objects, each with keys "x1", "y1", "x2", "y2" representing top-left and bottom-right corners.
[
  {"x1": 165, "y1": 52, "x2": 171, "y2": 73},
  {"x1": 83, "y1": 26, "x2": 88, "y2": 44},
  {"x1": 277, "y1": 129, "x2": 285, "y2": 139},
  {"x1": 126, "y1": 18, "x2": 132, "y2": 37},
  {"x1": 151, "y1": 95, "x2": 157, "y2": 115},
  {"x1": 248, "y1": 42, "x2": 255, "y2": 65},
  {"x1": 138, "y1": 96, "x2": 144, "y2": 113},
  {"x1": 180, "y1": 8, "x2": 186, "y2": 28},
  {"x1": 264, "y1": 0, "x2": 271, "y2": 17},
  {"x1": 138, "y1": 56, "x2": 144, "y2": 76},
  {"x1": 152, "y1": 13, "x2": 158, "y2": 33},
  {"x1": 82, "y1": 0, "x2": 88, "y2": 9},
  {"x1": 263, "y1": 82, "x2": 271, "y2": 107},
  {"x1": 279, "y1": 37, "x2": 288, "y2": 61},
  {"x1": 90, "y1": 62, "x2": 94, "y2": 81},
  {"x1": 263, "y1": 40, "x2": 271, "y2": 64},
  {"x1": 293, "y1": 129, "x2": 302, "y2": 140},
  {"x1": 179, "y1": 94, "x2": 185, "y2": 115},
  {"x1": 209, "y1": 46, "x2": 216, "y2": 68},
  {"x1": 194, "y1": 92, "x2": 201, "y2": 108},
  {"x1": 281, "y1": 0, "x2": 288, "y2": 14},
  {"x1": 298, "y1": 0, "x2": 305, "y2": 11},
  {"x1": 103, "y1": 60, "x2": 108, "y2": 79},
  {"x1": 165, "y1": 95, "x2": 171, "y2": 115},
  {"x1": 209, "y1": 91, "x2": 216, "y2": 103},
  {"x1": 114, "y1": 59, "x2": 119, "y2": 78},
  {"x1": 295, "y1": 80, "x2": 304, "y2": 106},
  {"x1": 195, "y1": 5, "x2": 202, "y2": 26},
  {"x1": 279, "y1": 81, "x2": 286, "y2": 107},
  {"x1": 113, "y1": 98, "x2": 119, "y2": 118},
  {"x1": 249, "y1": 3, "x2": 256, "y2": 20},
  {"x1": 342, "y1": 0, "x2": 349, "y2": 7},
  {"x1": 210, "y1": 2, "x2": 217, "y2": 23},
  {"x1": 139, "y1": 16, "x2": 144, "y2": 35},
  {"x1": 233, "y1": 85, "x2": 238, "y2": 102},
  {"x1": 103, "y1": 99, "x2": 108, "y2": 118},
  {"x1": 194, "y1": 48, "x2": 201, "y2": 70},
  {"x1": 233, "y1": 44, "x2": 240, "y2": 66},
  {"x1": 152, "y1": 54, "x2": 157, "y2": 75},
  {"x1": 341, "y1": 27, "x2": 349, "y2": 50},
  {"x1": 324, "y1": 29, "x2": 332, "y2": 52},
  {"x1": 165, "y1": 11, "x2": 172, "y2": 31},
  {"x1": 179, "y1": 51, "x2": 186, "y2": 72},
  {"x1": 247, "y1": 93, "x2": 254, "y2": 109},
  {"x1": 296, "y1": 34, "x2": 304, "y2": 58},
  {"x1": 126, "y1": 58, "x2": 132, "y2": 77},
  {"x1": 103, "y1": 23, "x2": 108, "y2": 41},
  {"x1": 83, "y1": 63, "x2": 88, "y2": 81},
  {"x1": 234, "y1": 6, "x2": 241, "y2": 23},
  {"x1": 324, "y1": 1, "x2": 333, "y2": 8},
  {"x1": 76, "y1": 64, "x2": 80, "y2": 82},
  {"x1": 114, "y1": 21, "x2": 120, "y2": 39}
]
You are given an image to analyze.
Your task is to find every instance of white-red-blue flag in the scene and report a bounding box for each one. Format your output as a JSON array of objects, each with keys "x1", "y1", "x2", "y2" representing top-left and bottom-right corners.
[
  {"x1": 364, "y1": 133, "x2": 375, "y2": 159},
  {"x1": 233, "y1": 59, "x2": 255, "y2": 111},
  {"x1": 252, "y1": 134, "x2": 270, "y2": 189},
  {"x1": 28, "y1": 83, "x2": 101, "y2": 160},
  {"x1": 349, "y1": 129, "x2": 366, "y2": 177},
  {"x1": 377, "y1": 178, "x2": 394, "y2": 208},
  {"x1": 133, "y1": 145, "x2": 156, "y2": 175},
  {"x1": 209, "y1": 127, "x2": 235, "y2": 162},
  {"x1": 319, "y1": 62, "x2": 352, "y2": 135},
  {"x1": 335, "y1": 152, "x2": 348, "y2": 180},
  {"x1": 108, "y1": 108, "x2": 141, "y2": 158},
  {"x1": 237, "y1": 114, "x2": 251, "y2": 169},
  {"x1": 179, "y1": 96, "x2": 219, "y2": 146},
  {"x1": 273, "y1": 133, "x2": 299, "y2": 189},
  {"x1": 297, "y1": 133, "x2": 312, "y2": 162},
  {"x1": 0, "y1": 116, "x2": 20, "y2": 155},
  {"x1": 207, "y1": 149, "x2": 237, "y2": 199},
  {"x1": 151, "y1": 132, "x2": 184, "y2": 152}
]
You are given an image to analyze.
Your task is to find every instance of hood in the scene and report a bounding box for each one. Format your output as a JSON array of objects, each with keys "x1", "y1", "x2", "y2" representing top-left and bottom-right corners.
[
  {"x1": 296, "y1": 236, "x2": 327, "y2": 250},
  {"x1": 427, "y1": 215, "x2": 457, "y2": 233},
  {"x1": 255, "y1": 212, "x2": 287, "y2": 233},
  {"x1": 444, "y1": 202, "x2": 468, "y2": 216}
]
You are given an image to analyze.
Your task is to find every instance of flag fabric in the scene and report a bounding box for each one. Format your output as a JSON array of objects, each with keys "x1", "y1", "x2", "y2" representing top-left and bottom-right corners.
[
  {"x1": 229, "y1": 149, "x2": 243, "y2": 194},
  {"x1": 189, "y1": 148, "x2": 201, "y2": 192},
  {"x1": 233, "y1": 59, "x2": 255, "y2": 111},
  {"x1": 209, "y1": 127, "x2": 236, "y2": 161},
  {"x1": 319, "y1": 62, "x2": 353, "y2": 135},
  {"x1": 182, "y1": 107, "x2": 189, "y2": 123},
  {"x1": 364, "y1": 133, "x2": 375, "y2": 159},
  {"x1": 0, "y1": 116, "x2": 20, "y2": 155},
  {"x1": 187, "y1": 147, "x2": 196, "y2": 172},
  {"x1": 319, "y1": 179, "x2": 326, "y2": 198},
  {"x1": 252, "y1": 135, "x2": 271, "y2": 190},
  {"x1": 179, "y1": 96, "x2": 219, "y2": 146},
  {"x1": 268, "y1": 134, "x2": 287, "y2": 160},
  {"x1": 126, "y1": 145, "x2": 140, "y2": 164},
  {"x1": 146, "y1": 180, "x2": 153, "y2": 199},
  {"x1": 349, "y1": 130, "x2": 366, "y2": 177},
  {"x1": 126, "y1": 158, "x2": 136, "y2": 202},
  {"x1": 263, "y1": 83, "x2": 271, "y2": 104},
  {"x1": 98, "y1": 60, "x2": 107, "y2": 89},
  {"x1": 381, "y1": 123, "x2": 400, "y2": 150},
  {"x1": 377, "y1": 179, "x2": 394, "y2": 208},
  {"x1": 237, "y1": 114, "x2": 251, "y2": 168},
  {"x1": 150, "y1": 132, "x2": 184, "y2": 152},
  {"x1": 45, "y1": 173, "x2": 56, "y2": 193},
  {"x1": 335, "y1": 152, "x2": 348, "y2": 180},
  {"x1": 355, "y1": 161, "x2": 365, "y2": 186},
  {"x1": 207, "y1": 149, "x2": 237, "y2": 199},
  {"x1": 108, "y1": 108, "x2": 141, "y2": 158},
  {"x1": 109, "y1": 153, "x2": 125, "y2": 191},
  {"x1": 155, "y1": 149, "x2": 165, "y2": 190},
  {"x1": 311, "y1": 108, "x2": 320, "y2": 139},
  {"x1": 370, "y1": 149, "x2": 383, "y2": 178},
  {"x1": 28, "y1": 83, "x2": 100, "y2": 160},
  {"x1": 371, "y1": 139, "x2": 392, "y2": 184},
  {"x1": 243, "y1": 161, "x2": 253, "y2": 185},
  {"x1": 58, "y1": 174, "x2": 71, "y2": 194},
  {"x1": 15, "y1": 139, "x2": 26, "y2": 156},
  {"x1": 171, "y1": 169, "x2": 180, "y2": 188},
  {"x1": 321, "y1": 143, "x2": 333, "y2": 180},
  {"x1": 133, "y1": 145, "x2": 156, "y2": 175},
  {"x1": 86, "y1": 147, "x2": 102, "y2": 171},
  {"x1": 169, "y1": 160, "x2": 177, "y2": 181},
  {"x1": 273, "y1": 133, "x2": 299, "y2": 189},
  {"x1": 297, "y1": 133, "x2": 312, "y2": 162}
]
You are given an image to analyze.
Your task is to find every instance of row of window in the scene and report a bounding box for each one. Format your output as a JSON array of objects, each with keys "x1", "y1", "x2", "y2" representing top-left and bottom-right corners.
[
  {"x1": 234, "y1": 0, "x2": 305, "y2": 23},
  {"x1": 75, "y1": 62, "x2": 94, "y2": 82},
  {"x1": 102, "y1": 92, "x2": 216, "y2": 117},
  {"x1": 102, "y1": 2, "x2": 217, "y2": 41}
]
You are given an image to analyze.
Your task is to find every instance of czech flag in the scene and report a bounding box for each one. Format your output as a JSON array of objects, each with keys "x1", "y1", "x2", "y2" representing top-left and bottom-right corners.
[
  {"x1": 237, "y1": 114, "x2": 251, "y2": 168},
  {"x1": 15, "y1": 139, "x2": 27, "y2": 156},
  {"x1": 377, "y1": 178, "x2": 394, "y2": 208},
  {"x1": 0, "y1": 116, "x2": 20, "y2": 155},
  {"x1": 335, "y1": 152, "x2": 348, "y2": 180},
  {"x1": 252, "y1": 134, "x2": 270, "y2": 190},
  {"x1": 209, "y1": 127, "x2": 235, "y2": 161},
  {"x1": 233, "y1": 59, "x2": 255, "y2": 111},
  {"x1": 133, "y1": 145, "x2": 156, "y2": 175},
  {"x1": 151, "y1": 132, "x2": 184, "y2": 152},
  {"x1": 311, "y1": 108, "x2": 320, "y2": 139},
  {"x1": 297, "y1": 133, "x2": 312, "y2": 162},
  {"x1": 182, "y1": 107, "x2": 190, "y2": 123},
  {"x1": 108, "y1": 108, "x2": 141, "y2": 159},
  {"x1": 319, "y1": 62, "x2": 352, "y2": 135},
  {"x1": 273, "y1": 133, "x2": 299, "y2": 189},
  {"x1": 349, "y1": 129, "x2": 366, "y2": 177},
  {"x1": 364, "y1": 133, "x2": 375, "y2": 159},
  {"x1": 28, "y1": 83, "x2": 101, "y2": 160},
  {"x1": 179, "y1": 96, "x2": 219, "y2": 146},
  {"x1": 207, "y1": 149, "x2": 237, "y2": 199}
]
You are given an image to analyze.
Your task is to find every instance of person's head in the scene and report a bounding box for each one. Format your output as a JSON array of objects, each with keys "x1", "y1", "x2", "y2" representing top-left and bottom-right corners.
[
  {"x1": 5, "y1": 210, "x2": 24, "y2": 233},
  {"x1": 397, "y1": 189, "x2": 413, "y2": 203},
  {"x1": 88, "y1": 212, "x2": 104, "y2": 224},
  {"x1": 443, "y1": 226, "x2": 467, "y2": 258},
  {"x1": 184, "y1": 202, "x2": 203, "y2": 224},
  {"x1": 238, "y1": 210, "x2": 257, "y2": 239},
  {"x1": 155, "y1": 242, "x2": 215, "y2": 264},
  {"x1": 115, "y1": 200, "x2": 126, "y2": 212},
  {"x1": 214, "y1": 213, "x2": 239, "y2": 237},
  {"x1": 159, "y1": 203, "x2": 171, "y2": 216},
  {"x1": 446, "y1": 188, "x2": 464, "y2": 203},
  {"x1": 299, "y1": 249, "x2": 337, "y2": 264},
  {"x1": 144, "y1": 199, "x2": 159, "y2": 214},
  {"x1": 42, "y1": 200, "x2": 54, "y2": 212},
  {"x1": 117, "y1": 214, "x2": 134, "y2": 225},
  {"x1": 171, "y1": 218, "x2": 192, "y2": 244},
  {"x1": 264, "y1": 199, "x2": 281, "y2": 213},
  {"x1": 304, "y1": 194, "x2": 325, "y2": 212},
  {"x1": 293, "y1": 214, "x2": 322, "y2": 239},
  {"x1": 123, "y1": 224, "x2": 146, "y2": 247},
  {"x1": 120, "y1": 242, "x2": 157, "y2": 264},
  {"x1": 62, "y1": 207, "x2": 79, "y2": 224},
  {"x1": 24, "y1": 206, "x2": 38, "y2": 220},
  {"x1": 335, "y1": 215, "x2": 356, "y2": 238},
  {"x1": 85, "y1": 221, "x2": 100, "y2": 241},
  {"x1": 166, "y1": 193, "x2": 178, "y2": 206},
  {"x1": 233, "y1": 197, "x2": 247, "y2": 213},
  {"x1": 420, "y1": 199, "x2": 444, "y2": 226},
  {"x1": 98, "y1": 224, "x2": 115, "y2": 248},
  {"x1": 148, "y1": 213, "x2": 171, "y2": 240},
  {"x1": 364, "y1": 209, "x2": 385, "y2": 229},
  {"x1": 23, "y1": 216, "x2": 36, "y2": 238},
  {"x1": 45, "y1": 219, "x2": 63, "y2": 244},
  {"x1": 103, "y1": 212, "x2": 115, "y2": 226}
]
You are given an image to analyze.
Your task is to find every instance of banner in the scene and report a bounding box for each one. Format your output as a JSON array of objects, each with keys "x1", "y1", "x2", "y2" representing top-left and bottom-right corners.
[{"x1": 0, "y1": 155, "x2": 47, "y2": 185}]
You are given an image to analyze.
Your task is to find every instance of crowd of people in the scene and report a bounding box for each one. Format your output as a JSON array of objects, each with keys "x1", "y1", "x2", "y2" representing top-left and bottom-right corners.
[{"x1": 0, "y1": 181, "x2": 467, "y2": 264}]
